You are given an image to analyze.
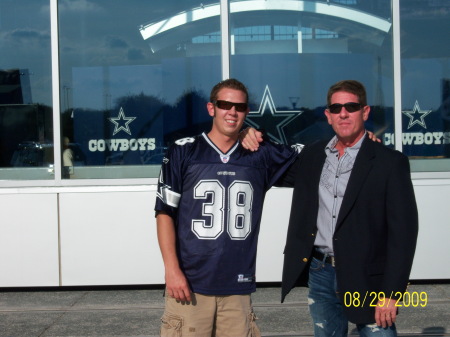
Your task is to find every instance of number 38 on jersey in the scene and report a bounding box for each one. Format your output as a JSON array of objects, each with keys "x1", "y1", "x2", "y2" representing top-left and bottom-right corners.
[{"x1": 192, "y1": 179, "x2": 253, "y2": 240}]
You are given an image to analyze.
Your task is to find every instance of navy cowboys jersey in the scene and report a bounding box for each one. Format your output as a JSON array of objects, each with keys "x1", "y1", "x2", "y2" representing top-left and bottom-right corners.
[{"x1": 155, "y1": 132, "x2": 298, "y2": 295}]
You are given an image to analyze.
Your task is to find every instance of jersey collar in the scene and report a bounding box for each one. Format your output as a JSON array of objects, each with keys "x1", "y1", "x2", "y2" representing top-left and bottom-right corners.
[{"x1": 202, "y1": 132, "x2": 239, "y2": 163}]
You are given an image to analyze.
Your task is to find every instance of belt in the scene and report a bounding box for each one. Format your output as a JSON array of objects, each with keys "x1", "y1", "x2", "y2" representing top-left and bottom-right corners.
[{"x1": 313, "y1": 249, "x2": 335, "y2": 267}]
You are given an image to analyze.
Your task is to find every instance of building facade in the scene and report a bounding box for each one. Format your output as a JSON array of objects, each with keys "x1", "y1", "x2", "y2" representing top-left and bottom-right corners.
[{"x1": 0, "y1": 0, "x2": 449, "y2": 287}]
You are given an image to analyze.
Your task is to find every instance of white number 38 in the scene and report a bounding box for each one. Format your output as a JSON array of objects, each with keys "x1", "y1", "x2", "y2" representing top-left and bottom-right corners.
[{"x1": 192, "y1": 180, "x2": 253, "y2": 240}]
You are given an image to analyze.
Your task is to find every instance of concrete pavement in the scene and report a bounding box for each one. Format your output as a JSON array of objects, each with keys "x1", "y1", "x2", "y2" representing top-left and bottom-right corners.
[{"x1": 0, "y1": 283, "x2": 448, "y2": 336}]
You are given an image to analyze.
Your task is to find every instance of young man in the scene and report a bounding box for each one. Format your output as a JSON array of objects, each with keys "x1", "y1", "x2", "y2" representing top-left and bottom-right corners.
[{"x1": 154, "y1": 79, "x2": 299, "y2": 337}]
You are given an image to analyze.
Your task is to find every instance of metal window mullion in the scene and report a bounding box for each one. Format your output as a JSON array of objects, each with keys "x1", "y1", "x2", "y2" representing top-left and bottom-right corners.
[
  {"x1": 220, "y1": 0, "x2": 230, "y2": 79},
  {"x1": 392, "y1": 0, "x2": 403, "y2": 152},
  {"x1": 50, "y1": 0, "x2": 62, "y2": 185}
]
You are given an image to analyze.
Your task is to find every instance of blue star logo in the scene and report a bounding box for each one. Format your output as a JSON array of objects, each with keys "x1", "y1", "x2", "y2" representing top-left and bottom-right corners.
[
  {"x1": 402, "y1": 100, "x2": 432, "y2": 129},
  {"x1": 245, "y1": 85, "x2": 302, "y2": 144},
  {"x1": 108, "y1": 107, "x2": 136, "y2": 136}
]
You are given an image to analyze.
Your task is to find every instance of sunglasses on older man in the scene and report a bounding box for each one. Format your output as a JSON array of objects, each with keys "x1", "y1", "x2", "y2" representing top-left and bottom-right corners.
[
  {"x1": 327, "y1": 102, "x2": 363, "y2": 114},
  {"x1": 214, "y1": 100, "x2": 248, "y2": 112}
]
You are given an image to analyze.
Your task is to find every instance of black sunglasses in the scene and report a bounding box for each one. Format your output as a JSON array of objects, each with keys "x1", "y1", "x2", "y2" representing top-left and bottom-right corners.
[
  {"x1": 327, "y1": 102, "x2": 363, "y2": 114},
  {"x1": 214, "y1": 100, "x2": 248, "y2": 112}
]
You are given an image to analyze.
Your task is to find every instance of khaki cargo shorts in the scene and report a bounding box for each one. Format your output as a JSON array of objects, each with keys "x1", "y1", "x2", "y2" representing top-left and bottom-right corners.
[{"x1": 160, "y1": 292, "x2": 261, "y2": 337}]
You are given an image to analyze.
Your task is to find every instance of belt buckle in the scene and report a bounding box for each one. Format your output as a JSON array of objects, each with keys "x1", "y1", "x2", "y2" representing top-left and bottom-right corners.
[{"x1": 330, "y1": 256, "x2": 335, "y2": 267}]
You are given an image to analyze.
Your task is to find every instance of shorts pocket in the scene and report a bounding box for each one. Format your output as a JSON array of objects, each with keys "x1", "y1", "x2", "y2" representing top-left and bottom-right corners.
[
  {"x1": 248, "y1": 311, "x2": 261, "y2": 337},
  {"x1": 160, "y1": 313, "x2": 183, "y2": 337}
]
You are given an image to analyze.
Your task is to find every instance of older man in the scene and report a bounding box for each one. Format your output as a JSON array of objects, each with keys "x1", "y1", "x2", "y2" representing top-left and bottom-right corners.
[
  {"x1": 279, "y1": 80, "x2": 418, "y2": 336},
  {"x1": 242, "y1": 80, "x2": 418, "y2": 336}
]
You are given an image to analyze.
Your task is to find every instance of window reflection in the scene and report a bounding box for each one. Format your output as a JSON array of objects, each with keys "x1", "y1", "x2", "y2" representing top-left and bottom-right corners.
[
  {"x1": 399, "y1": 1, "x2": 450, "y2": 170},
  {"x1": 0, "y1": 103, "x2": 53, "y2": 168},
  {"x1": 230, "y1": 1, "x2": 393, "y2": 147},
  {"x1": 0, "y1": 0, "x2": 53, "y2": 180},
  {"x1": 2, "y1": 0, "x2": 449, "y2": 182},
  {"x1": 59, "y1": 1, "x2": 221, "y2": 179}
]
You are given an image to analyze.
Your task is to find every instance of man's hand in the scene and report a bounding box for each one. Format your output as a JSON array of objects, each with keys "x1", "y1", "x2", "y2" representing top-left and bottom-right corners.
[
  {"x1": 367, "y1": 131, "x2": 381, "y2": 143},
  {"x1": 240, "y1": 127, "x2": 263, "y2": 151},
  {"x1": 165, "y1": 267, "x2": 192, "y2": 302},
  {"x1": 156, "y1": 213, "x2": 192, "y2": 302},
  {"x1": 375, "y1": 298, "x2": 398, "y2": 328}
]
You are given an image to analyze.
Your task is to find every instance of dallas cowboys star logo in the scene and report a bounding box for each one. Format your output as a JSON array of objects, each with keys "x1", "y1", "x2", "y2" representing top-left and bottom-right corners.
[
  {"x1": 108, "y1": 107, "x2": 136, "y2": 136},
  {"x1": 245, "y1": 85, "x2": 302, "y2": 144},
  {"x1": 402, "y1": 100, "x2": 432, "y2": 129}
]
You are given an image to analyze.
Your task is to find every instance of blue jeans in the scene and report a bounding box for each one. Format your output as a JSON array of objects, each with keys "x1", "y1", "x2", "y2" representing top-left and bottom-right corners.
[{"x1": 308, "y1": 257, "x2": 397, "y2": 337}]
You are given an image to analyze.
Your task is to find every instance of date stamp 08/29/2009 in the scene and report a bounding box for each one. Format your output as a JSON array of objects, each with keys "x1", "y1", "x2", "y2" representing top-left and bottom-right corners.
[{"x1": 343, "y1": 291, "x2": 428, "y2": 308}]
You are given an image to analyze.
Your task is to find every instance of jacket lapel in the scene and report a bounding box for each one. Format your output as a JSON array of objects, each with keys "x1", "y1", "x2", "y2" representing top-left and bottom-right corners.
[
  {"x1": 335, "y1": 136, "x2": 375, "y2": 231},
  {"x1": 313, "y1": 141, "x2": 328, "y2": 181}
]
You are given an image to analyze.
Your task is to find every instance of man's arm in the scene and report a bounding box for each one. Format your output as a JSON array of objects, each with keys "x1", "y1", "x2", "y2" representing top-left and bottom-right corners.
[
  {"x1": 156, "y1": 212, "x2": 192, "y2": 302},
  {"x1": 375, "y1": 153, "x2": 418, "y2": 328},
  {"x1": 240, "y1": 127, "x2": 380, "y2": 152},
  {"x1": 240, "y1": 127, "x2": 303, "y2": 187}
]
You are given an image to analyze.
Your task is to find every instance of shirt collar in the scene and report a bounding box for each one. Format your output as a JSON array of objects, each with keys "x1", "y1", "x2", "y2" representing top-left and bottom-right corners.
[{"x1": 325, "y1": 131, "x2": 367, "y2": 158}]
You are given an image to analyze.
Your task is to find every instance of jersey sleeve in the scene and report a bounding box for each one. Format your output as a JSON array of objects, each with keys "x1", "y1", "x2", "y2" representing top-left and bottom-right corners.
[
  {"x1": 260, "y1": 140, "x2": 303, "y2": 188},
  {"x1": 154, "y1": 142, "x2": 185, "y2": 218}
]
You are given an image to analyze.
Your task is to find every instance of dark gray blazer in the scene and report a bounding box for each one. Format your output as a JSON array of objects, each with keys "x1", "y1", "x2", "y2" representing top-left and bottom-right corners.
[{"x1": 279, "y1": 135, "x2": 418, "y2": 324}]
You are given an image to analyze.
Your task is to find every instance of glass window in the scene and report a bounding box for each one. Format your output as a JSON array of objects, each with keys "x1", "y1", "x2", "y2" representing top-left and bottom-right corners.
[
  {"x1": 0, "y1": 0, "x2": 54, "y2": 180},
  {"x1": 398, "y1": 0, "x2": 450, "y2": 172},
  {"x1": 58, "y1": 0, "x2": 221, "y2": 179},
  {"x1": 230, "y1": 0, "x2": 394, "y2": 147},
  {"x1": 3, "y1": 0, "x2": 448, "y2": 182}
]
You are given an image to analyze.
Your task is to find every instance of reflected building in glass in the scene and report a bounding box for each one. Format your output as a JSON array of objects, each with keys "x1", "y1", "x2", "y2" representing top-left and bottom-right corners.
[{"x1": 1, "y1": 0, "x2": 449, "y2": 180}]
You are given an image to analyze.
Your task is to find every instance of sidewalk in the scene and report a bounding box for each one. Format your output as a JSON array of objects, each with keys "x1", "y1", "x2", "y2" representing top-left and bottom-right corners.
[{"x1": 0, "y1": 283, "x2": 448, "y2": 336}]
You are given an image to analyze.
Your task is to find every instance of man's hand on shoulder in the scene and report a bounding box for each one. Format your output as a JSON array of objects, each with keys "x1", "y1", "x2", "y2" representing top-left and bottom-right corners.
[
  {"x1": 240, "y1": 127, "x2": 264, "y2": 151},
  {"x1": 367, "y1": 131, "x2": 381, "y2": 143}
]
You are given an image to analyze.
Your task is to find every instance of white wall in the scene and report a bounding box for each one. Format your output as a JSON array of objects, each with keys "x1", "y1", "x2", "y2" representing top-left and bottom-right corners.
[
  {"x1": 409, "y1": 180, "x2": 450, "y2": 279},
  {"x1": 0, "y1": 193, "x2": 59, "y2": 287},
  {"x1": 59, "y1": 189, "x2": 164, "y2": 286},
  {"x1": 0, "y1": 180, "x2": 448, "y2": 287},
  {"x1": 255, "y1": 188, "x2": 293, "y2": 282}
]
